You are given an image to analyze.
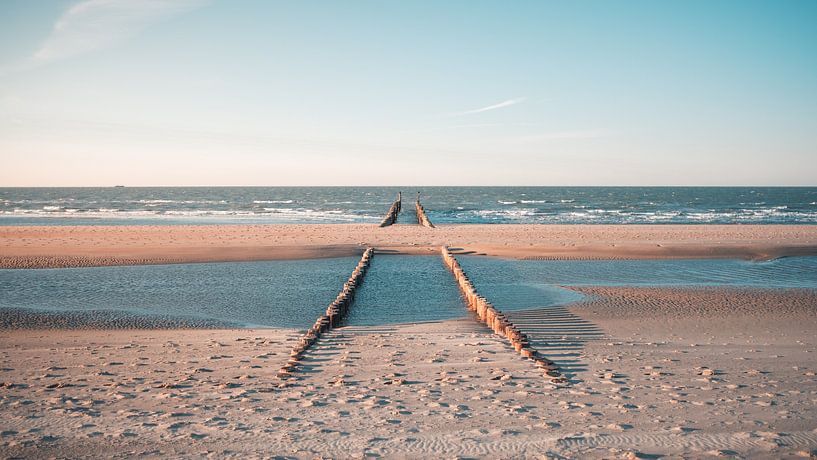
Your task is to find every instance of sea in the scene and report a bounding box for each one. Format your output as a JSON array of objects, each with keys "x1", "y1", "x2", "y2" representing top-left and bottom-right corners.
[{"x1": 1, "y1": 186, "x2": 816, "y2": 225}]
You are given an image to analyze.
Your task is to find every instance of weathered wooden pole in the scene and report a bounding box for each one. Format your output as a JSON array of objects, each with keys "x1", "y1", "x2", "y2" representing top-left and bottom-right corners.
[
  {"x1": 415, "y1": 192, "x2": 435, "y2": 228},
  {"x1": 439, "y1": 246, "x2": 566, "y2": 384},
  {"x1": 379, "y1": 192, "x2": 402, "y2": 227},
  {"x1": 277, "y1": 248, "x2": 374, "y2": 380}
]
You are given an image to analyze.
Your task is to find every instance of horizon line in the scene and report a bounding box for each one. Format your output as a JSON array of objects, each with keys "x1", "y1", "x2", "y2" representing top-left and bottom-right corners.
[{"x1": 1, "y1": 184, "x2": 816, "y2": 188}]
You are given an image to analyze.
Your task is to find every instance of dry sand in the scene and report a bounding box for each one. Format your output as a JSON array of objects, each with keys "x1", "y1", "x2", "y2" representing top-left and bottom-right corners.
[
  {"x1": 1, "y1": 287, "x2": 816, "y2": 458},
  {"x1": 3, "y1": 224, "x2": 817, "y2": 268}
]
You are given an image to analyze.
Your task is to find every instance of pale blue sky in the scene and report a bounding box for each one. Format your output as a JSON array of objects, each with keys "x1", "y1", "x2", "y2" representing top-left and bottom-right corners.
[{"x1": 1, "y1": 0, "x2": 816, "y2": 186}]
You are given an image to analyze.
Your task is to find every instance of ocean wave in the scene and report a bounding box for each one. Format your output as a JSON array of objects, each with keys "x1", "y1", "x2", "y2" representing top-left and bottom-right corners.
[
  {"x1": 430, "y1": 206, "x2": 817, "y2": 224},
  {"x1": 6, "y1": 204, "x2": 817, "y2": 223},
  {"x1": 136, "y1": 199, "x2": 228, "y2": 204},
  {"x1": 495, "y1": 198, "x2": 583, "y2": 205},
  {"x1": 1, "y1": 208, "x2": 373, "y2": 223},
  {"x1": 470, "y1": 209, "x2": 537, "y2": 219},
  {"x1": 261, "y1": 207, "x2": 346, "y2": 216},
  {"x1": 253, "y1": 200, "x2": 294, "y2": 204}
]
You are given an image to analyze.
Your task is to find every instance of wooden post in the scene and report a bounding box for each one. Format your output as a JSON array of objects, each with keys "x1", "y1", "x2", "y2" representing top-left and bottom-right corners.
[
  {"x1": 415, "y1": 192, "x2": 435, "y2": 228},
  {"x1": 379, "y1": 193, "x2": 402, "y2": 227},
  {"x1": 278, "y1": 248, "x2": 374, "y2": 379},
  {"x1": 439, "y1": 246, "x2": 565, "y2": 384}
]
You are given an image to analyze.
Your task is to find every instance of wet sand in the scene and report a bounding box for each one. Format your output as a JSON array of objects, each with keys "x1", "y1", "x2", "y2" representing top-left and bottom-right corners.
[
  {"x1": 0, "y1": 308, "x2": 236, "y2": 330},
  {"x1": 2, "y1": 224, "x2": 817, "y2": 268},
  {"x1": 1, "y1": 287, "x2": 816, "y2": 458}
]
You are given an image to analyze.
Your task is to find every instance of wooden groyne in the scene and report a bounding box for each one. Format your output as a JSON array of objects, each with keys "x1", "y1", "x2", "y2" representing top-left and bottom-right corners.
[
  {"x1": 415, "y1": 192, "x2": 434, "y2": 228},
  {"x1": 440, "y1": 246, "x2": 567, "y2": 384},
  {"x1": 277, "y1": 247, "x2": 374, "y2": 380},
  {"x1": 379, "y1": 192, "x2": 402, "y2": 227}
]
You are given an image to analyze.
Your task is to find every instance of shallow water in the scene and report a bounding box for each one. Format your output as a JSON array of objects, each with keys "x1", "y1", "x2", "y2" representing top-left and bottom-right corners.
[
  {"x1": 344, "y1": 255, "x2": 578, "y2": 326},
  {"x1": 343, "y1": 256, "x2": 463, "y2": 326},
  {"x1": 458, "y1": 256, "x2": 817, "y2": 289},
  {"x1": 0, "y1": 258, "x2": 360, "y2": 328},
  {"x1": 1, "y1": 256, "x2": 815, "y2": 328}
]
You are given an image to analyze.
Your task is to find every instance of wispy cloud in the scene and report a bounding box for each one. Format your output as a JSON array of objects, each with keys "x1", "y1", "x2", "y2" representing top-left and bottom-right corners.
[
  {"x1": 32, "y1": 0, "x2": 207, "y2": 64},
  {"x1": 446, "y1": 97, "x2": 525, "y2": 117},
  {"x1": 512, "y1": 129, "x2": 612, "y2": 143}
]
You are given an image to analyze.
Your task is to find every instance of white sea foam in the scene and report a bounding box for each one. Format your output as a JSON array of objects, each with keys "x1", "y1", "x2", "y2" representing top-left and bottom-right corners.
[
  {"x1": 1, "y1": 207, "x2": 373, "y2": 223},
  {"x1": 470, "y1": 209, "x2": 537, "y2": 220},
  {"x1": 136, "y1": 199, "x2": 228, "y2": 204}
]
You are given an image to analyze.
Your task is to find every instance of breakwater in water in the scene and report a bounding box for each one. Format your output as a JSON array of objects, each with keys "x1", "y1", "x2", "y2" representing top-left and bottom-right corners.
[
  {"x1": 440, "y1": 246, "x2": 567, "y2": 384},
  {"x1": 278, "y1": 248, "x2": 374, "y2": 379},
  {"x1": 379, "y1": 192, "x2": 402, "y2": 227},
  {"x1": 415, "y1": 192, "x2": 434, "y2": 228}
]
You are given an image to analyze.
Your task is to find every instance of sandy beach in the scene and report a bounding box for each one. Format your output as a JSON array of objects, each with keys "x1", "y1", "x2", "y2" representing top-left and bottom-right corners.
[
  {"x1": 1, "y1": 287, "x2": 816, "y2": 458},
  {"x1": 2, "y1": 223, "x2": 816, "y2": 457},
  {"x1": 3, "y1": 224, "x2": 817, "y2": 268}
]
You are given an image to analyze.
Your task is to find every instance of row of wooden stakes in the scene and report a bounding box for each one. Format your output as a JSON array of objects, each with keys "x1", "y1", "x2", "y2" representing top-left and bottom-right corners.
[
  {"x1": 277, "y1": 248, "x2": 375, "y2": 380},
  {"x1": 440, "y1": 246, "x2": 567, "y2": 384},
  {"x1": 379, "y1": 192, "x2": 402, "y2": 227},
  {"x1": 415, "y1": 199, "x2": 434, "y2": 228}
]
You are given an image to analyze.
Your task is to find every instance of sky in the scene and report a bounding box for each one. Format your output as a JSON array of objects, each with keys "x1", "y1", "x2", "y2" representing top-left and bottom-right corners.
[{"x1": 1, "y1": 0, "x2": 816, "y2": 186}]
